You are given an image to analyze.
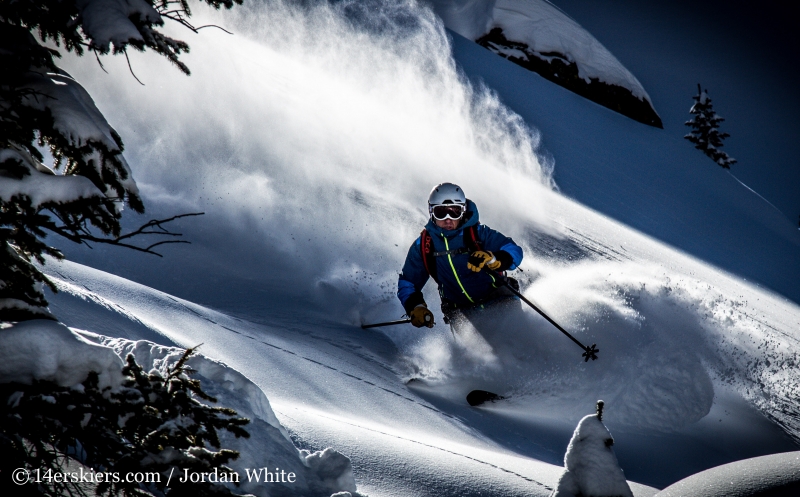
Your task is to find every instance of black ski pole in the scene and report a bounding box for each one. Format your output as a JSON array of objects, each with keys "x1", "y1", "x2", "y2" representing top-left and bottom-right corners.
[
  {"x1": 487, "y1": 269, "x2": 599, "y2": 361},
  {"x1": 360, "y1": 318, "x2": 412, "y2": 329}
]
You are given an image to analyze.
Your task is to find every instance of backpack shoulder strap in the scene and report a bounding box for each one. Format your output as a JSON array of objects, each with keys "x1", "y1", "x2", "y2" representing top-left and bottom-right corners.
[
  {"x1": 464, "y1": 224, "x2": 482, "y2": 252},
  {"x1": 420, "y1": 229, "x2": 439, "y2": 283}
]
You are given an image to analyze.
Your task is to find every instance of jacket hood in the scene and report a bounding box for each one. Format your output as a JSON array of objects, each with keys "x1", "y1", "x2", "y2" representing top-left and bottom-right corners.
[{"x1": 425, "y1": 199, "x2": 479, "y2": 236}]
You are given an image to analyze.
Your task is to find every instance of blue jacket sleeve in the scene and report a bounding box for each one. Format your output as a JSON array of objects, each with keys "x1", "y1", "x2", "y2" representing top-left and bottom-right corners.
[
  {"x1": 477, "y1": 224, "x2": 523, "y2": 270},
  {"x1": 397, "y1": 237, "x2": 430, "y2": 312}
]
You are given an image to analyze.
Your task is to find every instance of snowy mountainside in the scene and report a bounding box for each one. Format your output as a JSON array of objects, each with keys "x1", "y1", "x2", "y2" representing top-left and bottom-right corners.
[
  {"x1": 41, "y1": 0, "x2": 800, "y2": 493},
  {"x1": 549, "y1": 0, "x2": 800, "y2": 226},
  {"x1": 46, "y1": 177, "x2": 800, "y2": 492}
]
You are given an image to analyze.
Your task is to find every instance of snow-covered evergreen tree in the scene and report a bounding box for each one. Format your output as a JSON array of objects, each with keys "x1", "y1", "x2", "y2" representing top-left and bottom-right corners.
[
  {"x1": 684, "y1": 84, "x2": 737, "y2": 169},
  {"x1": 551, "y1": 401, "x2": 633, "y2": 497},
  {"x1": 1, "y1": 3, "x2": 258, "y2": 496},
  {"x1": 0, "y1": 0, "x2": 241, "y2": 321},
  {"x1": 0, "y1": 345, "x2": 251, "y2": 496}
]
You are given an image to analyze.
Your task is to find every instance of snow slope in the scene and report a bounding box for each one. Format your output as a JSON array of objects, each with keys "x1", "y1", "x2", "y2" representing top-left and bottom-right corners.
[
  {"x1": 45, "y1": 259, "x2": 577, "y2": 496},
  {"x1": 549, "y1": 0, "x2": 800, "y2": 229},
  {"x1": 35, "y1": 0, "x2": 800, "y2": 494},
  {"x1": 655, "y1": 451, "x2": 800, "y2": 497}
]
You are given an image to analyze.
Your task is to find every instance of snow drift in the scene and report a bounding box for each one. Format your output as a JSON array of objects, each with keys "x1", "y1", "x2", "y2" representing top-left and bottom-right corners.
[
  {"x1": 0, "y1": 317, "x2": 360, "y2": 497},
  {"x1": 83, "y1": 334, "x2": 360, "y2": 497},
  {"x1": 654, "y1": 451, "x2": 800, "y2": 497},
  {"x1": 0, "y1": 320, "x2": 123, "y2": 388}
]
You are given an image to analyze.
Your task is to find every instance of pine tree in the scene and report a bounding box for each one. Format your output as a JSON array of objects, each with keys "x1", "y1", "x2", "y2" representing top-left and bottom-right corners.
[
  {"x1": 0, "y1": 347, "x2": 251, "y2": 497},
  {"x1": 0, "y1": 1, "x2": 242, "y2": 321},
  {"x1": 684, "y1": 84, "x2": 737, "y2": 169}
]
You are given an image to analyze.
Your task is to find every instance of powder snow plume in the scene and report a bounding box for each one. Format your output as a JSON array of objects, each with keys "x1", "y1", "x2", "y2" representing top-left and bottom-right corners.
[{"x1": 59, "y1": 0, "x2": 554, "y2": 308}]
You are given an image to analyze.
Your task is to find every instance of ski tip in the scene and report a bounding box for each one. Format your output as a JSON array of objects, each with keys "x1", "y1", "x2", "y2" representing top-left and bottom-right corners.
[{"x1": 466, "y1": 389, "x2": 506, "y2": 407}]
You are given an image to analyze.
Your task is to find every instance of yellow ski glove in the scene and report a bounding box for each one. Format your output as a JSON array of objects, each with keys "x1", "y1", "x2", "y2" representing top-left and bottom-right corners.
[
  {"x1": 409, "y1": 305, "x2": 434, "y2": 328},
  {"x1": 467, "y1": 251, "x2": 502, "y2": 272}
]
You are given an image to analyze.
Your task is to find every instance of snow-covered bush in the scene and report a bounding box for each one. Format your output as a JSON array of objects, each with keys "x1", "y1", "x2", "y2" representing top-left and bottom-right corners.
[
  {"x1": 551, "y1": 401, "x2": 633, "y2": 497},
  {"x1": 0, "y1": 0, "x2": 241, "y2": 321},
  {"x1": 684, "y1": 84, "x2": 736, "y2": 169},
  {"x1": 0, "y1": 330, "x2": 250, "y2": 497}
]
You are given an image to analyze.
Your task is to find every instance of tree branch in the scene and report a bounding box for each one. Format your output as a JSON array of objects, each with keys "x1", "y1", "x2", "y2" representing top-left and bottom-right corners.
[
  {"x1": 45, "y1": 212, "x2": 204, "y2": 257},
  {"x1": 123, "y1": 49, "x2": 145, "y2": 86}
]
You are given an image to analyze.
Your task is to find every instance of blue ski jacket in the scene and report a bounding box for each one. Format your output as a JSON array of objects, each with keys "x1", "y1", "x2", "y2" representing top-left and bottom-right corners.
[{"x1": 397, "y1": 200, "x2": 523, "y2": 312}]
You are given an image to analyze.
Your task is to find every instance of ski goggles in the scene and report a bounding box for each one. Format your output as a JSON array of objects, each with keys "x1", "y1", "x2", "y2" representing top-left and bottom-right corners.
[{"x1": 430, "y1": 203, "x2": 466, "y2": 221}]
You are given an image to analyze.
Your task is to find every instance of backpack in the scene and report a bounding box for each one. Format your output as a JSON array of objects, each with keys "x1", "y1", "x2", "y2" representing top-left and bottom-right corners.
[{"x1": 419, "y1": 225, "x2": 482, "y2": 284}]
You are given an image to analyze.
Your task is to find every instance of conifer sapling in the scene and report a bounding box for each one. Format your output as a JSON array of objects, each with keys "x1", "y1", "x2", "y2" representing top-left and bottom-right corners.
[{"x1": 685, "y1": 84, "x2": 737, "y2": 169}]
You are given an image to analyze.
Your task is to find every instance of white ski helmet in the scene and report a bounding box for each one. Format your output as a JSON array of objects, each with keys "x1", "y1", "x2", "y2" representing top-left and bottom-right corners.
[{"x1": 428, "y1": 182, "x2": 466, "y2": 207}]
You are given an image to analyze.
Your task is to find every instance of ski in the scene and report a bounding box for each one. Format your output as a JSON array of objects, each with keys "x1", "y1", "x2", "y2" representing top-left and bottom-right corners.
[{"x1": 466, "y1": 389, "x2": 506, "y2": 406}]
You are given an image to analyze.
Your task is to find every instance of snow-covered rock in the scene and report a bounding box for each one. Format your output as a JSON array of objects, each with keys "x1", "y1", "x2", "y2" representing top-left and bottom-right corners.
[
  {"x1": 552, "y1": 401, "x2": 634, "y2": 497},
  {"x1": 428, "y1": 0, "x2": 662, "y2": 126},
  {"x1": 654, "y1": 451, "x2": 800, "y2": 497}
]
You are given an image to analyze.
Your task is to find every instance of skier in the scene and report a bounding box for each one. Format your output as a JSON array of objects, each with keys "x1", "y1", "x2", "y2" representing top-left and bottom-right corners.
[{"x1": 397, "y1": 182, "x2": 523, "y2": 329}]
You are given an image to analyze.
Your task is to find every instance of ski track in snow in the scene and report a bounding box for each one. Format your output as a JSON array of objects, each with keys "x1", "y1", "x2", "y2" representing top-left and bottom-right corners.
[
  {"x1": 55, "y1": 269, "x2": 437, "y2": 415},
  {"x1": 48, "y1": 260, "x2": 569, "y2": 496},
  {"x1": 276, "y1": 403, "x2": 554, "y2": 492}
]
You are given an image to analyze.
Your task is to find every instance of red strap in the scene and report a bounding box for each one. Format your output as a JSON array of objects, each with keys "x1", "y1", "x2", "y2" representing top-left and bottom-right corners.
[
  {"x1": 468, "y1": 225, "x2": 481, "y2": 251},
  {"x1": 420, "y1": 229, "x2": 431, "y2": 276}
]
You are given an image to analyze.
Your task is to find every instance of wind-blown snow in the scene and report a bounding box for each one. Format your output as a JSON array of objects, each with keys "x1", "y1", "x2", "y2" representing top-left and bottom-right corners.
[
  {"x1": 428, "y1": 0, "x2": 652, "y2": 101},
  {"x1": 58, "y1": 0, "x2": 555, "y2": 310}
]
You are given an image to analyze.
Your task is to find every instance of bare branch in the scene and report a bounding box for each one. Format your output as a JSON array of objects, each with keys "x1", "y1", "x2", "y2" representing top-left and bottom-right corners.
[
  {"x1": 44, "y1": 212, "x2": 204, "y2": 257},
  {"x1": 195, "y1": 24, "x2": 234, "y2": 35},
  {"x1": 93, "y1": 49, "x2": 109, "y2": 74},
  {"x1": 114, "y1": 212, "x2": 204, "y2": 242},
  {"x1": 144, "y1": 239, "x2": 191, "y2": 253},
  {"x1": 123, "y1": 49, "x2": 145, "y2": 86}
]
